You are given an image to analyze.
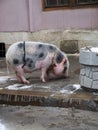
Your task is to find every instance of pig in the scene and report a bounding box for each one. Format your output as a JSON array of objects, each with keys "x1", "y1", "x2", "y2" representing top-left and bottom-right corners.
[{"x1": 6, "y1": 41, "x2": 69, "y2": 84}]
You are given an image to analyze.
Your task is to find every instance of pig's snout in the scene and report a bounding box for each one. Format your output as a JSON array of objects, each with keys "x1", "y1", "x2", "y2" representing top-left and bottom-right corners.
[{"x1": 53, "y1": 64, "x2": 64, "y2": 76}]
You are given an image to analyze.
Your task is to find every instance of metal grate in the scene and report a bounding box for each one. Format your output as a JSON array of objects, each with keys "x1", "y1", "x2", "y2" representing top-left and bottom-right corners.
[{"x1": 0, "y1": 43, "x2": 6, "y2": 58}]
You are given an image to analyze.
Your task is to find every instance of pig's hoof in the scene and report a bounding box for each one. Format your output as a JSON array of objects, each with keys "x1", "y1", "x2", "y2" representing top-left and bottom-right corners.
[
  {"x1": 42, "y1": 80, "x2": 46, "y2": 83},
  {"x1": 41, "y1": 79, "x2": 46, "y2": 82},
  {"x1": 41, "y1": 78, "x2": 46, "y2": 83},
  {"x1": 23, "y1": 80, "x2": 30, "y2": 84},
  {"x1": 40, "y1": 76, "x2": 46, "y2": 83}
]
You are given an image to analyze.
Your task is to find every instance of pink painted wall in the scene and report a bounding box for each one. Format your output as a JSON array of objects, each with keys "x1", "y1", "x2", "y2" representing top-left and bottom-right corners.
[
  {"x1": 0, "y1": 0, "x2": 29, "y2": 31},
  {"x1": 0, "y1": 0, "x2": 98, "y2": 32}
]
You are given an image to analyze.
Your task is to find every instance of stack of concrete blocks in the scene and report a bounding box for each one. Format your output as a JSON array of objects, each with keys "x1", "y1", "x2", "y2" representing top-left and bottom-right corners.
[{"x1": 79, "y1": 47, "x2": 98, "y2": 90}]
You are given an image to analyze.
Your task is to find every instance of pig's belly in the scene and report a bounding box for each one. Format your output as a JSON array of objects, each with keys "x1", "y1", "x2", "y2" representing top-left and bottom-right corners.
[{"x1": 23, "y1": 55, "x2": 52, "y2": 73}]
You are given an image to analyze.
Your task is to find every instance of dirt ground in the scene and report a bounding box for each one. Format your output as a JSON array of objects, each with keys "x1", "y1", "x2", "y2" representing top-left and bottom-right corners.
[{"x1": 0, "y1": 105, "x2": 98, "y2": 130}]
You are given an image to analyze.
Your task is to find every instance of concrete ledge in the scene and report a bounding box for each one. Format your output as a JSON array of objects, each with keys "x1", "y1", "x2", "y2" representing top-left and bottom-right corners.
[{"x1": 0, "y1": 88, "x2": 98, "y2": 111}]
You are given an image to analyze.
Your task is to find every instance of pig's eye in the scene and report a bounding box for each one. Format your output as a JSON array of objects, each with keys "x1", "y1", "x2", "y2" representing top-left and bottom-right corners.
[
  {"x1": 64, "y1": 60, "x2": 66, "y2": 64},
  {"x1": 53, "y1": 64, "x2": 57, "y2": 67}
]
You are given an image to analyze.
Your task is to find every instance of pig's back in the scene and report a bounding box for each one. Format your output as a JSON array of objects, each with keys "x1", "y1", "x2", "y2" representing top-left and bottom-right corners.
[{"x1": 6, "y1": 41, "x2": 57, "y2": 66}]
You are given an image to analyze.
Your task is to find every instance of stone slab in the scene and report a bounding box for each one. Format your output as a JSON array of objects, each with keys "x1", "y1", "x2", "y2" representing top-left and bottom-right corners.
[
  {"x1": 80, "y1": 68, "x2": 85, "y2": 76},
  {"x1": 79, "y1": 48, "x2": 98, "y2": 65},
  {"x1": 83, "y1": 76, "x2": 93, "y2": 88},
  {"x1": 92, "y1": 81, "x2": 98, "y2": 89},
  {"x1": 93, "y1": 72, "x2": 98, "y2": 80},
  {"x1": 79, "y1": 75, "x2": 84, "y2": 86}
]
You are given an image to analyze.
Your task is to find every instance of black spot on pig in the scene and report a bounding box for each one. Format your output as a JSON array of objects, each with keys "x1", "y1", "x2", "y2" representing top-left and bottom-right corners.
[
  {"x1": 18, "y1": 43, "x2": 23, "y2": 48},
  {"x1": 26, "y1": 58, "x2": 35, "y2": 68},
  {"x1": 39, "y1": 53, "x2": 44, "y2": 58},
  {"x1": 48, "y1": 45, "x2": 55, "y2": 52},
  {"x1": 56, "y1": 52, "x2": 64, "y2": 63},
  {"x1": 37, "y1": 44, "x2": 47, "y2": 52},
  {"x1": 13, "y1": 59, "x2": 19, "y2": 65},
  {"x1": 28, "y1": 61, "x2": 33, "y2": 68},
  {"x1": 26, "y1": 58, "x2": 31, "y2": 62},
  {"x1": 49, "y1": 45, "x2": 54, "y2": 50},
  {"x1": 26, "y1": 58, "x2": 33, "y2": 64},
  {"x1": 47, "y1": 45, "x2": 56, "y2": 52},
  {"x1": 38, "y1": 44, "x2": 43, "y2": 48}
]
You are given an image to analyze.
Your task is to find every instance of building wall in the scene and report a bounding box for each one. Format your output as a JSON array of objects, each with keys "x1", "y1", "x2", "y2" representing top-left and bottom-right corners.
[
  {"x1": 0, "y1": 0, "x2": 98, "y2": 55},
  {"x1": 1, "y1": 30, "x2": 98, "y2": 53},
  {"x1": 0, "y1": 0, "x2": 29, "y2": 32},
  {"x1": 0, "y1": 0, "x2": 98, "y2": 32}
]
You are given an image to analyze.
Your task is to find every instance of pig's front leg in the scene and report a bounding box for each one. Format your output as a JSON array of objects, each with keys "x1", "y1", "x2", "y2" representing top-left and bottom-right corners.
[
  {"x1": 40, "y1": 68, "x2": 47, "y2": 82},
  {"x1": 15, "y1": 65, "x2": 30, "y2": 84},
  {"x1": 46, "y1": 65, "x2": 54, "y2": 80}
]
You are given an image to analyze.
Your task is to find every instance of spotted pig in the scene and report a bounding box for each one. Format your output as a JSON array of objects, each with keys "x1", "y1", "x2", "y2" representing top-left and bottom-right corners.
[{"x1": 6, "y1": 41, "x2": 69, "y2": 84}]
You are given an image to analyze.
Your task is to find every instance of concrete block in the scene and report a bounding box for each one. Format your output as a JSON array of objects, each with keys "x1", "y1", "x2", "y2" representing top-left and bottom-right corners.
[
  {"x1": 93, "y1": 72, "x2": 98, "y2": 80},
  {"x1": 83, "y1": 76, "x2": 93, "y2": 88},
  {"x1": 92, "y1": 67, "x2": 98, "y2": 72},
  {"x1": 80, "y1": 68, "x2": 86, "y2": 76},
  {"x1": 89, "y1": 71, "x2": 93, "y2": 79},
  {"x1": 85, "y1": 66, "x2": 91, "y2": 77},
  {"x1": 79, "y1": 47, "x2": 98, "y2": 65},
  {"x1": 92, "y1": 81, "x2": 98, "y2": 89}
]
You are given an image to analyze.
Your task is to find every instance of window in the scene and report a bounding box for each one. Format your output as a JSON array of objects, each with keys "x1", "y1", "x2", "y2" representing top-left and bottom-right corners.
[
  {"x1": 0, "y1": 43, "x2": 6, "y2": 58},
  {"x1": 45, "y1": 0, "x2": 69, "y2": 7},
  {"x1": 42, "y1": 0, "x2": 98, "y2": 11},
  {"x1": 76, "y1": 0, "x2": 98, "y2": 5}
]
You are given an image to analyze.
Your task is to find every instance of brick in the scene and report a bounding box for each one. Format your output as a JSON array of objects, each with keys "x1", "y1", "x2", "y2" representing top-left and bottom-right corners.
[
  {"x1": 79, "y1": 75, "x2": 84, "y2": 86},
  {"x1": 92, "y1": 81, "x2": 98, "y2": 89},
  {"x1": 93, "y1": 72, "x2": 98, "y2": 80},
  {"x1": 92, "y1": 67, "x2": 98, "y2": 72},
  {"x1": 85, "y1": 66, "x2": 91, "y2": 77},
  {"x1": 89, "y1": 71, "x2": 93, "y2": 79},
  {"x1": 83, "y1": 76, "x2": 93, "y2": 88},
  {"x1": 80, "y1": 68, "x2": 86, "y2": 76}
]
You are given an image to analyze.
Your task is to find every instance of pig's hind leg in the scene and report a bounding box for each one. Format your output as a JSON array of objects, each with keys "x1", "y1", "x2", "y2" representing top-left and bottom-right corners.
[{"x1": 15, "y1": 65, "x2": 30, "y2": 84}]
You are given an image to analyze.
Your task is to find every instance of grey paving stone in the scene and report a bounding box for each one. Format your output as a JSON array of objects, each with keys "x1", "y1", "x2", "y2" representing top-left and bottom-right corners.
[
  {"x1": 83, "y1": 76, "x2": 93, "y2": 88},
  {"x1": 93, "y1": 72, "x2": 98, "y2": 80},
  {"x1": 79, "y1": 75, "x2": 84, "y2": 86},
  {"x1": 80, "y1": 68, "x2": 86, "y2": 76},
  {"x1": 92, "y1": 81, "x2": 98, "y2": 89},
  {"x1": 85, "y1": 66, "x2": 91, "y2": 77}
]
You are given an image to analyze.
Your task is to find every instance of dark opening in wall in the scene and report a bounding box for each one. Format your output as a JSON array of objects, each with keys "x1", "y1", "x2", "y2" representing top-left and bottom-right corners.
[{"x1": 0, "y1": 43, "x2": 6, "y2": 58}]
